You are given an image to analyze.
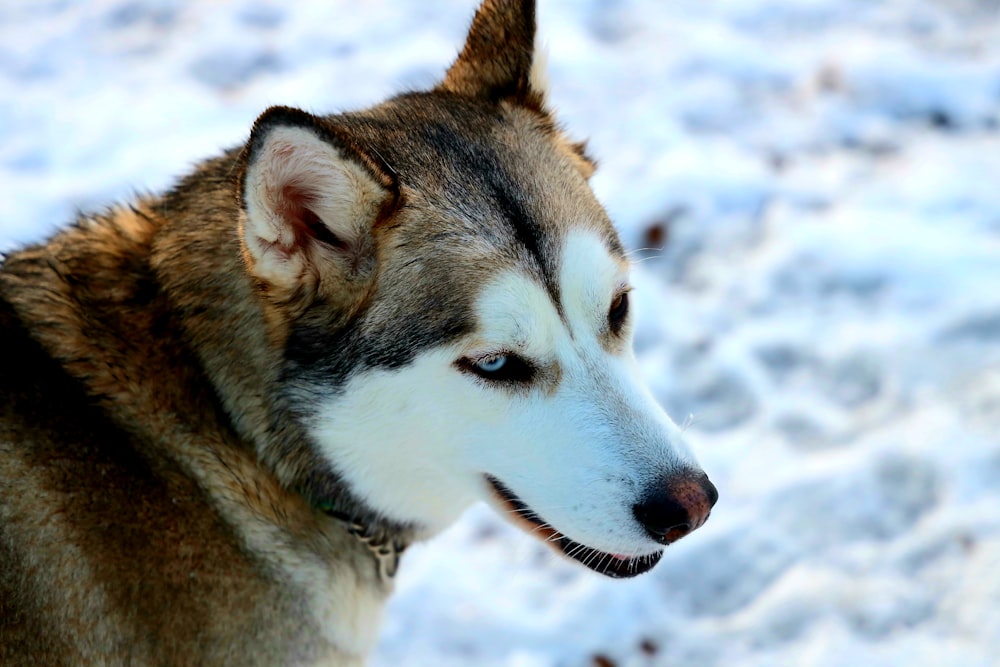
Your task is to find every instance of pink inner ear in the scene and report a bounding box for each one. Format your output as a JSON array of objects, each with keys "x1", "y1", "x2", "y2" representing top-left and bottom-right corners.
[{"x1": 279, "y1": 184, "x2": 349, "y2": 252}]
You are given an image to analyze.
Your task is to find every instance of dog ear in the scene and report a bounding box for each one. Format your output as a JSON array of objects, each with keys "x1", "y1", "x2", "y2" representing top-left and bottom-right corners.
[
  {"x1": 438, "y1": 0, "x2": 546, "y2": 111},
  {"x1": 238, "y1": 106, "x2": 397, "y2": 303}
]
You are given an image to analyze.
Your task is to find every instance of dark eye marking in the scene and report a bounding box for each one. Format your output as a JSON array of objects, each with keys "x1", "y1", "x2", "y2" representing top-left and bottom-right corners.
[
  {"x1": 608, "y1": 289, "x2": 630, "y2": 334},
  {"x1": 457, "y1": 353, "x2": 536, "y2": 384}
]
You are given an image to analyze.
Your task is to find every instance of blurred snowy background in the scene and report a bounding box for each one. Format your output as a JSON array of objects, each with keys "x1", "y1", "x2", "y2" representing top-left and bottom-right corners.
[{"x1": 2, "y1": 0, "x2": 999, "y2": 665}]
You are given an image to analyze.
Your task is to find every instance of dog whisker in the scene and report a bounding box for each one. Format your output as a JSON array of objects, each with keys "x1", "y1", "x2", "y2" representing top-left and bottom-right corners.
[{"x1": 681, "y1": 412, "x2": 699, "y2": 434}]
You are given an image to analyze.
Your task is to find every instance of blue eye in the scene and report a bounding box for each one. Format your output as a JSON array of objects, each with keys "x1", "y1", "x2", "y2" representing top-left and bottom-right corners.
[
  {"x1": 458, "y1": 353, "x2": 536, "y2": 384},
  {"x1": 476, "y1": 355, "x2": 507, "y2": 373}
]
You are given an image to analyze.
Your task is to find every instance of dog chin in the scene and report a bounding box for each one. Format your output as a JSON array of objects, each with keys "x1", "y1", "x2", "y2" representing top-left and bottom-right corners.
[{"x1": 485, "y1": 475, "x2": 663, "y2": 579}]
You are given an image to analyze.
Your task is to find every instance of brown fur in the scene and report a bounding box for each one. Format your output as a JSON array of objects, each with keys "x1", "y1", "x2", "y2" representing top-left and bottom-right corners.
[
  {"x1": 439, "y1": 0, "x2": 543, "y2": 110},
  {"x1": 0, "y1": 185, "x2": 376, "y2": 665},
  {"x1": 0, "y1": 1, "x2": 621, "y2": 663}
]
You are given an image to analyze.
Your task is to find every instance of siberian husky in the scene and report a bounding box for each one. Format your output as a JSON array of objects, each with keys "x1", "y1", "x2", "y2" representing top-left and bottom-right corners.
[{"x1": 0, "y1": 0, "x2": 717, "y2": 663}]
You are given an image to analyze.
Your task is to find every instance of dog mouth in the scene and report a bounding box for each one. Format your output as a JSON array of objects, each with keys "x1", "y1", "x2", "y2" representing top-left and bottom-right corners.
[{"x1": 485, "y1": 475, "x2": 663, "y2": 579}]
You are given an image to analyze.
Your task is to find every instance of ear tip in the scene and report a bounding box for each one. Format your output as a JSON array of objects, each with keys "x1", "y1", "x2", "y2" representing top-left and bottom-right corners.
[
  {"x1": 238, "y1": 107, "x2": 314, "y2": 203},
  {"x1": 249, "y1": 106, "x2": 321, "y2": 148},
  {"x1": 471, "y1": 0, "x2": 537, "y2": 41},
  {"x1": 438, "y1": 0, "x2": 544, "y2": 107},
  {"x1": 485, "y1": 0, "x2": 537, "y2": 19},
  {"x1": 238, "y1": 106, "x2": 399, "y2": 212}
]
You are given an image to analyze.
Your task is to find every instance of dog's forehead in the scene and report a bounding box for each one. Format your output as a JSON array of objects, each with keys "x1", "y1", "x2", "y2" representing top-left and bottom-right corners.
[{"x1": 338, "y1": 92, "x2": 623, "y2": 278}]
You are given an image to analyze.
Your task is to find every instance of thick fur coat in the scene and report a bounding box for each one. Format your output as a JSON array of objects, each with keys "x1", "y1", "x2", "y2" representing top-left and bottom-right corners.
[{"x1": 0, "y1": 1, "x2": 716, "y2": 664}]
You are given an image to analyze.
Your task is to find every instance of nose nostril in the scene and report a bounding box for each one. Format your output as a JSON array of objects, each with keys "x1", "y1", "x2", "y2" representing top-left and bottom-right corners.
[
  {"x1": 633, "y1": 495, "x2": 690, "y2": 544},
  {"x1": 636, "y1": 474, "x2": 718, "y2": 544}
]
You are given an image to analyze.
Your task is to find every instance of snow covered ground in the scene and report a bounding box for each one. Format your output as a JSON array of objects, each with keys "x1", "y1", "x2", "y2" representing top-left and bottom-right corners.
[{"x1": 2, "y1": 1, "x2": 999, "y2": 665}]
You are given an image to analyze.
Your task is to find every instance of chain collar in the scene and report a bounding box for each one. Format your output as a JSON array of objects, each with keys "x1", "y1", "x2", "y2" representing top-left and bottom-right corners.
[{"x1": 320, "y1": 507, "x2": 409, "y2": 581}]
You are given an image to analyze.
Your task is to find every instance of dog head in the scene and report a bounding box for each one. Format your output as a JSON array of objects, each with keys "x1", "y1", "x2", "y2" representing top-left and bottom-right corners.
[{"x1": 237, "y1": 0, "x2": 716, "y2": 578}]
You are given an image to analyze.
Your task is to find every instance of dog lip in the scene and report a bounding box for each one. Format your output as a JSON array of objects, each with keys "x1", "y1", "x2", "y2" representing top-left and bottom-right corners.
[{"x1": 484, "y1": 475, "x2": 663, "y2": 579}]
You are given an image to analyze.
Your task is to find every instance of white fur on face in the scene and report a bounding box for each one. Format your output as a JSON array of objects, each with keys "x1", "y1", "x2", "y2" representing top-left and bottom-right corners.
[
  {"x1": 308, "y1": 346, "x2": 491, "y2": 534},
  {"x1": 308, "y1": 230, "x2": 699, "y2": 554}
]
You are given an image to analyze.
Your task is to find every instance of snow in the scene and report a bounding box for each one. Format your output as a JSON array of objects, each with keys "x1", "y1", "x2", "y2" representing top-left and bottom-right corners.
[{"x1": 2, "y1": 0, "x2": 999, "y2": 665}]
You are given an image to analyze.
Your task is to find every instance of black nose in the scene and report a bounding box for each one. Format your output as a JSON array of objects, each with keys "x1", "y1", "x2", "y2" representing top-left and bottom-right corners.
[{"x1": 633, "y1": 473, "x2": 718, "y2": 544}]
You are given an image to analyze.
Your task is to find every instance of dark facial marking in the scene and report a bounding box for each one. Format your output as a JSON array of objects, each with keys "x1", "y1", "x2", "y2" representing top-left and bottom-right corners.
[
  {"x1": 411, "y1": 118, "x2": 563, "y2": 312},
  {"x1": 283, "y1": 303, "x2": 472, "y2": 407}
]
